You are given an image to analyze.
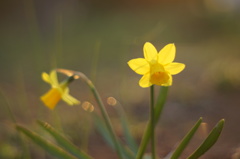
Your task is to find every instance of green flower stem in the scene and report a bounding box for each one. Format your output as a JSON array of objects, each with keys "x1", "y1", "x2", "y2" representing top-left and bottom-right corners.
[
  {"x1": 150, "y1": 85, "x2": 156, "y2": 159},
  {"x1": 136, "y1": 86, "x2": 169, "y2": 159},
  {"x1": 56, "y1": 69, "x2": 124, "y2": 159},
  {"x1": 88, "y1": 81, "x2": 124, "y2": 159}
]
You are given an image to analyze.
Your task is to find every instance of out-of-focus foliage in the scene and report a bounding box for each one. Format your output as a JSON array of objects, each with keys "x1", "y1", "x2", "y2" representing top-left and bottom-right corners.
[{"x1": 0, "y1": 0, "x2": 240, "y2": 158}]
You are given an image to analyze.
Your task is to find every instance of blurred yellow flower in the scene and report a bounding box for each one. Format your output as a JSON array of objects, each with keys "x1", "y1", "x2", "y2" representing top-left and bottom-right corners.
[
  {"x1": 128, "y1": 42, "x2": 185, "y2": 87},
  {"x1": 40, "y1": 70, "x2": 80, "y2": 110}
]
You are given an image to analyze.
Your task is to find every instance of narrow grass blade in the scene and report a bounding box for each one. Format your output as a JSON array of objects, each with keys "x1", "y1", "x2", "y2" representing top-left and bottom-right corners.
[
  {"x1": 114, "y1": 104, "x2": 138, "y2": 153},
  {"x1": 92, "y1": 112, "x2": 135, "y2": 159},
  {"x1": 16, "y1": 125, "x2": 78, "y2": 159},
  {"x1": 187, "y1": 119, "x2": 225, "y2": 159},
  {"x1": 37, "y1": 120, "x2": 93, "y2": 159},
  {"x1": 170, "y1": 117, "x2": 203, "y2": 159},
  {"x1": 92, "y1": 113, "x2": 114, "y2": 147}
]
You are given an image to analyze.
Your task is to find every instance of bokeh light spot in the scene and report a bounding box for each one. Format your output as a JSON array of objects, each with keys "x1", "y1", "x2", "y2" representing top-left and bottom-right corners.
[
  {"x1": 107, "y1": 97, "x2": 117, "y2": 106},
  {"x1": 82, "y1": 101, "x2": 94, "y2": 112},
  {"x1": 200, "y1": 122, "x2": 208, "y2": 138}
]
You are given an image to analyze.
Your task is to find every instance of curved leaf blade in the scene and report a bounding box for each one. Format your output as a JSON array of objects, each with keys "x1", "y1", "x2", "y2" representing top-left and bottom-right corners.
[
  {"x1": 16, "y1": 125, "x2": 78, "y2": 159},
  {"x1": 187, "y1": 119, "x2": 225, "y2": 159},
  {"x1": 170, "y1": 117, "x2": 203, "y2": 159},
  {"x1": 92, "y1": 113, "x2": 135, "y2": 159},
  {"x1": 37, "y1": 120, "x2": 93, "y2": 159},
  {"x1": 113, "y1": 104, "x2": 138, "y2": 153}
]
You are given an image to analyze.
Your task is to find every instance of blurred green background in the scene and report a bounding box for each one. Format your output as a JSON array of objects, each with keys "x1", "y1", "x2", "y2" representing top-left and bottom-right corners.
[{"x1": 1, "y1": 0, "x2": 240, "y2": 158}]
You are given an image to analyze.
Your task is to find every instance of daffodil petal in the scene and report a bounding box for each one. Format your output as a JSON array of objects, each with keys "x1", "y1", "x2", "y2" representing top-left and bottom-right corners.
[
  {"x1": 158, "y1": 43, "x2": 176, "y2": 64},
  {"x1": 40, "y1": 88, "x2": 62, "y2": 110},
  {"x1": 139, "y1": 73, "x2": 152, "y2": 88},
  {"x1": 42, "y1": 72, "x2": 51, "y2": 84},
  {"x1": 128, "y1": 58, "x2": 150, "y2": 75},
  {"x1": 165, "y1": 63, "x2": 185, "y2": 75},
  {"x1": 162, "y1": 74, "x2": 172, "y2": 86},
  {"x1": 62, "y1": 88, "x2": 80, "y2": 105},
  {"x1": 62, "y1": 94, "x2": 80, "y2": 105},
  {"x1": 144, "y1": 42, "x2": 158, "y2": 63},
  {"x1": 50, "y1": 70, "x2": 59, "y2": 87}
]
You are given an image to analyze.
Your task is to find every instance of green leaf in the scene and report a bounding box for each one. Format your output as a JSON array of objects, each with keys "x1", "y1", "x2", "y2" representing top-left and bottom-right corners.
[
  {"x1": 154, "y1": 86, "x2": 169, "y2": 123},
  {"x1": 170, "y1": 117, "x2": 203, "y2": 159},
  {"x1": 92, "y1": 112, "x2": 135, "y2": 159},
  {"x1": 136, "y1": 86, "x2": 169, "y2": 159},
  {"x1": 187, "y1": 119, "x2": 225, "y2": 159},
  {"x1": 16, "y1": 125, "x2": 78, "y2": 159},
  {"x1": 113, "y1": 104, "x2": 138, "y2": 154},
  {"x1": 37, "y1": 120, "x2": 93, "y2": 159},
  {"x1": 92, "y1": 112, "x2": 114, "y2": 147}
]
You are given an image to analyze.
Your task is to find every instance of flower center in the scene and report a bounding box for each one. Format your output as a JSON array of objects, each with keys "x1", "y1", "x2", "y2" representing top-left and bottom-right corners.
[{"x1": 150, "y1": 71, "x2": 169, "y2": 86}]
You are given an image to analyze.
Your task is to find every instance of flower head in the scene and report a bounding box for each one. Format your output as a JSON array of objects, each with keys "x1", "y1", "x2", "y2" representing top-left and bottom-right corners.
[
  {"x1": 40, "y1": 70, "x2": 80, "y2": 109},
  {"x1": 128, "y1": 42, "x2": 185, "y2": 87}
]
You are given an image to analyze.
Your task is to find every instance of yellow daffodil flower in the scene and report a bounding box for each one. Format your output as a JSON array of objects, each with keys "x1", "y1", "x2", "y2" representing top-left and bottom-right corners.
[
  {"x1": 40, "y1": 70, "x2": 80, "y2": 109},
  {"x1": 128, "y1": 42, "x2": 185, "y2": 87}
]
